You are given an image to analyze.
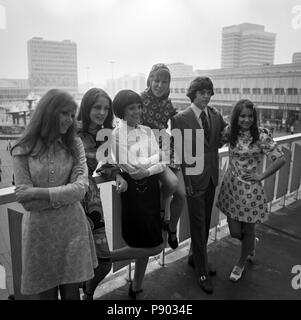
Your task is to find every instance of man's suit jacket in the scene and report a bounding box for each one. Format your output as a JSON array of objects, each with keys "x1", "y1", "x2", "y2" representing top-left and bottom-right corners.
[{"x1": 171, "y1": 105, "x2": 227, "y2": 193}]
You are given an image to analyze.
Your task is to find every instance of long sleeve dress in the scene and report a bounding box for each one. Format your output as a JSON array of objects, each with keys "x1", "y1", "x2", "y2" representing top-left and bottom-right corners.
[
  {"x1": 140, "y1": 88, "x2": 179, "y2": 169},
  {"x1": 78, "y1": 128, "x2": 119, "y2": 260},
  {"x1": 12, "y1": 138, "x2": 98, "y2": 295},
  {"x1": 111, "y1": 120, "x2": 165, "y2": 248},
  {"x1": 216, "y1": 128, "x2": 284, "y2": 223}
]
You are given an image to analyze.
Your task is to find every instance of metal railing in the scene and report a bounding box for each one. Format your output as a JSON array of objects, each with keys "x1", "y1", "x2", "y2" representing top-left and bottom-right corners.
[{"x1": 1, "y1": 133, "x2": 301, "y2": 299}]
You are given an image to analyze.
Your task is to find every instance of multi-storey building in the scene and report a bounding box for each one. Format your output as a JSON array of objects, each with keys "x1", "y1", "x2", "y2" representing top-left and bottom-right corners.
[
  {"x1": 293, "y1": 52, "x2": 301, "y2": 64},
  {"x1": 27, "y1": 37, "x2": 78, "y2": 96},
  {"x1": 221, "y1": 23, "x2": 276, "y2": 68},
  {"x1": 170, "y1": 63, "x2": 301, "y2": 132},
  {"x1": 105, "y1": 73, "x2": 145, "y2": 97},
  {"x1": 166, "y1": 62, "x2": 194, "y2": 78},
  {"x1": 0, "y1": 79, "x2": 30, "y2": 105}
]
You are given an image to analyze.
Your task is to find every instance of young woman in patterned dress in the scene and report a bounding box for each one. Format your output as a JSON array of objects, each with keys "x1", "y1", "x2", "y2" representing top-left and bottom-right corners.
[
  {"x1": 216, "y1": 99, "x2": 286, "y2": 282},
  {"x1": 140, "y1": 63, "x2": 186, "y2": 249},
  {"x1": 77, "y1": 88, "x2": 128, "y2": 300}
]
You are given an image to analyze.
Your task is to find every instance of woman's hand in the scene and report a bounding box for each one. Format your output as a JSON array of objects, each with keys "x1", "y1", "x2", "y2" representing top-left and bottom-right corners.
[
  {"x1": 115, "y1": 174, "x2": 128, "y2": 193},
  {"x1": 130, "y1": 168, "x2": 150, "y2": 180},
  {"x1": 242, "y1": 172, "x2": 262, "y2": 182},
  {"x1": 15, "y1": 185, "x2": 35, "y2": 202}
]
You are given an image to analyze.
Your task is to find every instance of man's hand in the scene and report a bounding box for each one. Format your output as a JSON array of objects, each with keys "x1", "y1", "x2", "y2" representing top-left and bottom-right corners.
[{"x1": 115, "y1": 174, "x2": 128, "y2": 193}]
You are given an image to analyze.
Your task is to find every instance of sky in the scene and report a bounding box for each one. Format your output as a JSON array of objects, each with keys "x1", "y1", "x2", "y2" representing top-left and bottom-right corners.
[{"x1": 0, "y1": 0, "x2": 301, "y2": 86}]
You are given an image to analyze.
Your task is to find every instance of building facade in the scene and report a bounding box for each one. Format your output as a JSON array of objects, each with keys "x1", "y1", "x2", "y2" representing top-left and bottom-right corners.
[
  {"x1": 293, "y1": 52, "x2": 301, "y2": 64},
  {"x1": 0, "y1": 79, "x2": 30, "y2": 105},
  {"x1": 221, "y1": 23, "x2": 276, "y2": 68},
  {"x1": 27, "y1": 37, "x2": 78, "y2": 96},
  {"x1": 166, "y1": 62, "x2": 194, "y2": 78},
  {"x1": 105, "y1": 73, "x2": 146, "y2": 97},
  {"x1": 170, "y1": 63, "x2": 301, "y2": 133}
]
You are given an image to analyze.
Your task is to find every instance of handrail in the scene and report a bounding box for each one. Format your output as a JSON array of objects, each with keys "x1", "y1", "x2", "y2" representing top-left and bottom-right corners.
[
  {"x1": 1, "y1": 132, "x2": 301, "y2": 299},
  {"x1": 0, "y1": 133, "x2": 300, "y2": 206}
]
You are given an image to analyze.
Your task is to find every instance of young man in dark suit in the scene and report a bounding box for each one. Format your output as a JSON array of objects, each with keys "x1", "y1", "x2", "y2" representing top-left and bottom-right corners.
[{"x1": 171, "y1": 77, "x2": 227, "y2": 294}]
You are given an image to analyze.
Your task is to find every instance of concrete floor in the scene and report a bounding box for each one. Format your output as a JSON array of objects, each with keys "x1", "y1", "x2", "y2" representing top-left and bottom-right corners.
[{"x1": 97, "y1": 199, "x2": 301, "y2": 300}]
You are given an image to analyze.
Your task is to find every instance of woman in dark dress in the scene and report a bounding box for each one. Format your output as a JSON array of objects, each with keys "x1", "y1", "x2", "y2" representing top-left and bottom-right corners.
[{"x1": 111, "y1": 89, "x2": 165, "y2": 299}]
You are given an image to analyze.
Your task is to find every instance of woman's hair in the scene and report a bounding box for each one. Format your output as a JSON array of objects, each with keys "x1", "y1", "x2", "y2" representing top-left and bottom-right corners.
[
  {"x1": 112, "y1": 89, "x2": 142, "y2": 119},
  {"x1": 11, "y1": 89, "x2": 78, "y2": 158},
  {"x1": 77, "y1": 88, "x2": 113, "y2": 132},
  {"x1": 146, "y1": 63, "x2": 171, "y2": 88},
  {"x1": 186, "y1": 76, "x2": 214, "y2": 102},
  {"x1": 229, "y1": 99, "x2": 259, "y2": 147}
]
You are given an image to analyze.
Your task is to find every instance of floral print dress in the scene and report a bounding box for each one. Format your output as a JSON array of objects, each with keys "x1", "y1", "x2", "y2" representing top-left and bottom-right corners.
[
  {"x1": 140, "y1": 88, "x2": 179, "y2": 169},
  {"x1": 216, "y1": 128, "x2": 284, "y2": 223}
]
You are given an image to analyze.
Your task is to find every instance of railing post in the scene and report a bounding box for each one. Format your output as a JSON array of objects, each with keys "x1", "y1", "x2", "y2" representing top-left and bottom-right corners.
[
  {"x1": 159, "y1": 247, "x2": 166, "y2": 267},
  {"x1": 127, "y1": 261, "x2": 132, "y2": 283}
]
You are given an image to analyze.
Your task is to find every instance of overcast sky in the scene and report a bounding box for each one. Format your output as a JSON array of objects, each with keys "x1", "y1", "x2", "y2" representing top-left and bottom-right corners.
[{"x1": 0, "y1": 0, "x2": 300, "y2": 86}]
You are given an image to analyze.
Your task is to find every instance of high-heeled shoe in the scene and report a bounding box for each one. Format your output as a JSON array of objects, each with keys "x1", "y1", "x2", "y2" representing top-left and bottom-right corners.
[
  {"x1": 167, "y1": 225, "x2": 178, "y2": 250},
  {"x1": 128, "y1": 282, "x2": 143, "y2": 300}
]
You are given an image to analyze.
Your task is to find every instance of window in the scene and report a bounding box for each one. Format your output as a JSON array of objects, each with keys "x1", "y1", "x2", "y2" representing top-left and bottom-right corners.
[
  {"x1": 175, "y1": 88, "x2": 179, "y2": 93},
  {"x1": 223, "y1": 88, "x2": 230, "y2": 94},
  {"x1": 181, "y1": 88, "x2": 186, "y2": 93},
  {"x1": 243, "y1": 88, "x2": 250, "y2": 94},
  {"x1": 215, "y1": 88, "x2": 222, "y2": 94},
  {"x1": 275, "y1": 88, "x2": 285, "y2": 95},
  {"x1": 287, "y1": 88, "x2": 298, "y2": 95},
  {"x1": 263, "y1": 88, "x2": 273, "y2": 95},
  {"x1": 252, "y1": 88, "x2": 261, "y2": 94},
  {"x1": 232, "y1": 88, "x2": 240, "y2": 94}
]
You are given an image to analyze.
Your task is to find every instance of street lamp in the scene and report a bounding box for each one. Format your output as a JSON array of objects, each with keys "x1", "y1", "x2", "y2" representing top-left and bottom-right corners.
[
  {"x1": 86, "y1": 66, "x2": 90, "y2": 83},
  {"x1": 109, "y1": 61, "x2": 115, "y2": 96}
]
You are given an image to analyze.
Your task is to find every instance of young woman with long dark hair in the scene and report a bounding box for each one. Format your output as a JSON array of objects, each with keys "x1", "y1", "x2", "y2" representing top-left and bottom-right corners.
[
  {"x1": 12, "y1": 89, "x2": 98, "y2": 300},
  {"x1": 216, "y1": 99, "x2": 286, "y2": 282}
]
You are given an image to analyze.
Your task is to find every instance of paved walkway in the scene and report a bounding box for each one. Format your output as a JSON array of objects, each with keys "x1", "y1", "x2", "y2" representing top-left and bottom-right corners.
[
  {"x1": 97, "y1": 198, "x2": 301, "y2": 300},
  {"x1": 1, "y1": 196, "x2": 301, "y2": 300}
]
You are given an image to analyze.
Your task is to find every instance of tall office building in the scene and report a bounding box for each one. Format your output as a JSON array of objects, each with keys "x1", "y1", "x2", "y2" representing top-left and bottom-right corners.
[
  {"x1": 166, "y1": 62, "x2": 194, "y2": 78},
  {"x1": 221, "y1": 23, "x2": 276, "y2": 68},
  {"x1": 292, "y1": 52, "x2": 301, "y2": 63},
  {"x1": 27, "y1": 37, "x2": 78, "y2": 96}
]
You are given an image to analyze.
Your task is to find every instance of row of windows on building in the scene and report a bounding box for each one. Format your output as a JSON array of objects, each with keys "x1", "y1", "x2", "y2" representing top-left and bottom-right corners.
[
  {"x1": 170, "y1": 87, "x2": 300, "y2": 95},
  {"x1": 31, "y1": 59, "x2": 77, "y2": 64},
  {"x1": 0, "y1": 93, "x2": 29, "y2": 99}
]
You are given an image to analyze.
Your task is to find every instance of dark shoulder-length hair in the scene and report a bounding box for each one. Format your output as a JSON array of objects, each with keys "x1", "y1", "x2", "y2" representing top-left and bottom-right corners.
[
  {"x1": 229, "y1": 99, "x2": 259, "y2": 148},
  {"x1": 113, "y1": 89, "x2": 142, "y2": 119},
  {"x1": 186, "y1": 76, "x2": 214, "y2": 102},
  {"x1": 77, "y1": 88, "x2": 113, "y2": 132},
  {"x1": 11, "y1": 89, "x2": 78, "y2": 158}
]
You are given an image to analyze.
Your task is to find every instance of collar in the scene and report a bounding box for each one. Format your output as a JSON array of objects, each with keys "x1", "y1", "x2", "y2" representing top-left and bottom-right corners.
[
  {"x1": 238, "y1": 129, "x2": 252, "y2": 138},
  {"x1": 191, "y1": 103, "x2": 209, "y2": 119},
  {"x1": 119, "y1": 119, "x2": 140, "y2": 130}
]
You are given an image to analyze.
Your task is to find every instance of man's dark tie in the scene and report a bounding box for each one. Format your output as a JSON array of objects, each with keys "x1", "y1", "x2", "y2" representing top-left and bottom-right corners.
[{"x1": 200, "y1": 110, "x2": 210, "y2": 141}]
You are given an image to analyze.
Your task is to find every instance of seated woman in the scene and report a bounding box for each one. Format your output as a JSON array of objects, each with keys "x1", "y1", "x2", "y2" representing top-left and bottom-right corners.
[
  {"x1": 110, "y1": 89, "x2": 165, "y2": 299},
  {"x1": 141, "y1": 63, "x2": 186, "y2": 249}
]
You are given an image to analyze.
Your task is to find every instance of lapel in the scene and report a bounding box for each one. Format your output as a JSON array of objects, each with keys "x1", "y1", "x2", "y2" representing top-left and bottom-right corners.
[
  {"x1": 180, "y1": 106, "x2": 209, "y2": 147},
  {"x1": 207, "y1": 106, "x2": 218, "y2": 145}
]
